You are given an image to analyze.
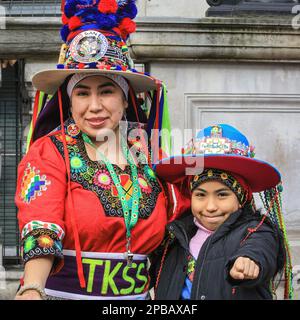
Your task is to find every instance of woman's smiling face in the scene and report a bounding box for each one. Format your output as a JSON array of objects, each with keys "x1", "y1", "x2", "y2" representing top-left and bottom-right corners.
[
  {"x1": 191, "y1": 180, "x2": 241, "y2": 231},
  {"x1": 70, "y1": 75, "x2": 128, "y2": 140}
]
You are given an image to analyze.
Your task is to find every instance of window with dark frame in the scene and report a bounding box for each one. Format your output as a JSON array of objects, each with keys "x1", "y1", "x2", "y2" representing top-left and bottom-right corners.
[{"x1": 0, "y1": 60, "x2": 31, "y2": 266}]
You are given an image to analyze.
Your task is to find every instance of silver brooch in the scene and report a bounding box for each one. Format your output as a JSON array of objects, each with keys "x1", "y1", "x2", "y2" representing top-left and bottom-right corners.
[{"x1": 69, "y1": 30, "x2": 109, "y2": 63}]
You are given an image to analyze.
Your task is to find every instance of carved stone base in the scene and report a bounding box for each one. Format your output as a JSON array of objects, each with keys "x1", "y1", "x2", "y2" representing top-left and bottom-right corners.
[{"x1": 206, "y1": 1, "x2": 298, "y2": 16}]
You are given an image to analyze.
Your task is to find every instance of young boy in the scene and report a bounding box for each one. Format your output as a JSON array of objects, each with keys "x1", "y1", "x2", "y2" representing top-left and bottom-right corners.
[{"x1": 152, "y1": 124, "x2": 293, "y2": 300}]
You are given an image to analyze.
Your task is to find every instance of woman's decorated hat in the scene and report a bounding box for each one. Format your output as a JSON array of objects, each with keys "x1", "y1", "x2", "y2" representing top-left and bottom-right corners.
[
  {"x1": 28, "y1": 0, "x2": 172, "y2": 155},
  {"x1": 154, "y1": 124, "x2": 281, "y2": 192},
  {"x1": 32, "y1": 0, "x2": 160, "y2": 95}
]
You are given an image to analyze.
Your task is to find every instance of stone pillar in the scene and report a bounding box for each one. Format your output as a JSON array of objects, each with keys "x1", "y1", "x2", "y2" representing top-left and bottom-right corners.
[{"x1": 206, "y1": 0, "x2": 299, "y2": 16}]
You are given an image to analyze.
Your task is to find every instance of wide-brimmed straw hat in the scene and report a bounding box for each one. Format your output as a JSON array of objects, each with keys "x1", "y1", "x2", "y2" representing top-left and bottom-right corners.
[
  {"x1": 154, "y1": 124, "x2": 281, "y2": 192},
  {"x1": 32, "y1": 0, "x2": 161, "y2": 95}
]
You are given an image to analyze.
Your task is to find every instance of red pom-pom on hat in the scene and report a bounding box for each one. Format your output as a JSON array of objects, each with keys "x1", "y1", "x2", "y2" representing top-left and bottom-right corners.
[
  {"x1": 62, "y1": 14, "x2": 69, "y2": 25},
  {"x1": 119, "y1": 18, "x2": 136, "y2": 39},
  {"x1": 68, "y1": 16, "x2": 84, "y2": 31},
  {"x1": 98, "y1": 0, "x2": 118, "y2": 14}
]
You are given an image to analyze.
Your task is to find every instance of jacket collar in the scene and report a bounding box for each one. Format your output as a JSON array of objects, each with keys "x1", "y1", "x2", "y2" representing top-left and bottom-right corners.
[{"x1": 167, "y1": 208, "x2": 245, "y2": 248}]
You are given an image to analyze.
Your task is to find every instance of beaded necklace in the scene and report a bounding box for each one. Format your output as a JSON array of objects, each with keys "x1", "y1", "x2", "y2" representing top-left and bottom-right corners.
[{"x1": 82, "y1": 132, "x2": 140, "y2": 266}]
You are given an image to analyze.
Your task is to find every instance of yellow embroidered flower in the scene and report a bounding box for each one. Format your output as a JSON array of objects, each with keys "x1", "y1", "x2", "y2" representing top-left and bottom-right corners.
[{"x1": 37, "y1": 235, "x2": 54, "y2": 248}]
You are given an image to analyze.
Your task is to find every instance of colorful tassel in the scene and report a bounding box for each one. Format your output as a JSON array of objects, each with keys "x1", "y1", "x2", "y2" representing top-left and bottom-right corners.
[
  {"x1": 26, "y1": 91, "x2": 45, "y2": 152},
  {"x1": 160, "y1": 83, "x2": 172, "y2": 157},
  {"x1": 259, "y1": 185, "x2": 294, "y2": 299},
  {"x1": 58, "y1": 89, "x2": 86, "y2": 289}
]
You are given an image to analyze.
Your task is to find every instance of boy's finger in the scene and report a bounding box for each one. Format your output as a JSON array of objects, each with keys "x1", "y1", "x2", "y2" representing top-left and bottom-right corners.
[
  {"x1": 230, "y1": 268, "x2": 245, "y2": 280},
  {"x1": 243, "y1": 258, "x2": 251, "y2": 276},
  {"x1": 253, "y1": 264, "x2": 260, "y2": 279},
  {"x1": 234, "y1": 257, "x2": 245, "y2": 272},
  {"x1": 244, "y1": 260, "x2": 260, "y2": 279},
  {"x1": 245, "y1": 260, "x2": 255, "y2": 278}
]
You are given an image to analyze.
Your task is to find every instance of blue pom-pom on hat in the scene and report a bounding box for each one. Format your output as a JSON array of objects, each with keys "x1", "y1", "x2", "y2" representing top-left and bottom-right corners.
[
  {"x1": 60, "y1": 24, "x2": 70, "y2": 42},
  {"x1": 117, "y1": 1, "x2": 138, "y2": 20},
  {"x1": 96, "y1": 13, "x2": 118, "y2": 29}
]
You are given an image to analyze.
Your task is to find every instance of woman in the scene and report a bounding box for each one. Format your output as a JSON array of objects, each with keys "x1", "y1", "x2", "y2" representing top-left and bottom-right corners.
[
  {"x1": 15, "y1": 0, "x2": 172, "y2": 300},
  {"x1": 152, "y1": 124, "x2": 293, "y2": 300}
]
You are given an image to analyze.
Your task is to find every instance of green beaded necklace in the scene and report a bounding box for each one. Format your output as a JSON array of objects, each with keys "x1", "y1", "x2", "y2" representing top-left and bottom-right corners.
[{"x1": 82, "y1": 132, "x2": 140, "y2": 266}]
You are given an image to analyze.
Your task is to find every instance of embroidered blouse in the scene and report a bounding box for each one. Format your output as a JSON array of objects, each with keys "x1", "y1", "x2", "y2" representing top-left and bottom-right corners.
[{"x1": 15, "y1": 118, "x2": 168, "y2": 297}]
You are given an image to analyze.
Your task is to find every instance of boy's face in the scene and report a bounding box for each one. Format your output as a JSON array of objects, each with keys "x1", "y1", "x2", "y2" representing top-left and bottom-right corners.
[{"x1": 191, "y1": 180, "x2": 241, "y2": 231}]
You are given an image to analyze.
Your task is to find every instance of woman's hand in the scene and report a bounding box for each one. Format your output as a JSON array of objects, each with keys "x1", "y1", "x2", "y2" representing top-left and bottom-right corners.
[
  {"x1": 14, "y1": 256, "x2": 54, "y2": 300},
  {"x1": 229, "y1": 257, "x2": 260, "y2": 280},
  {"x1": 15, "y1": 289, "x2": 43, "y2": 300}
]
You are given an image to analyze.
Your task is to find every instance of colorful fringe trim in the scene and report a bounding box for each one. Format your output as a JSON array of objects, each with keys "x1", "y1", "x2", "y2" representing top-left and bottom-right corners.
[{"x1": 259, "y1": 184, "x2": 294, "y2": 300}]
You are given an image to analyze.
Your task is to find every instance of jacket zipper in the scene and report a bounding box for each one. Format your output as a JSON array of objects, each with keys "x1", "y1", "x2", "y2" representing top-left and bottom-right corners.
[{"x1": 194, "y1": 236, "x2": 212, "y2": 299}]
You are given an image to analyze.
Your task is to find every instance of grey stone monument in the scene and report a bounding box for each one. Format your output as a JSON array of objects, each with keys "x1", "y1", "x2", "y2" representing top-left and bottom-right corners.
[{"x1": 206, "y1": 0, "x2": 300, "y2": 16}]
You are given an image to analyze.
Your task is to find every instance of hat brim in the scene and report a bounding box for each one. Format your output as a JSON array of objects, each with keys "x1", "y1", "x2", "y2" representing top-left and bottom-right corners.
[
  {"x1": 32, "y1": 69, "x2": 158, "y2": 95},
  {"x1": 154, "y1": 154, "x2": 281, "y2": 192}
]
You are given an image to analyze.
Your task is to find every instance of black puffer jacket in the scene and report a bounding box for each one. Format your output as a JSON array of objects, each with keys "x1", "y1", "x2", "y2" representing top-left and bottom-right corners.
[{"x1": 151, "y1": 208, "x2": 284, "y2": 300}]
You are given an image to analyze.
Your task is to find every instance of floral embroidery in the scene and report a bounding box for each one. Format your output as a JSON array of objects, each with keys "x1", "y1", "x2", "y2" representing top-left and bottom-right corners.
[
  {"x1": 93, "y1": 169, "x2": 112, "y2": 189},
  {"x1": 22, "y1": 228, "x2": 63, "y2": 263},
  {"x1": 138, "y1": 174, "x2": 152, "y2": 194},
  {"x1": 21, "y1": 220, "x2": 65, "y2": 241},
  {"x1": 23, "y1": 236, "x2": 36, "y2": 253},
  {"x1": 187, "y1": 254, "x2": 196, "y2": 282},
  {"x1": 70, "y1": 153, "x2": 87, "y2": 173},
  {"x1": 20, "y1": 163, "x2": 51, "y2": 203},
  {"x1": 50, "y1": 118, "x2": 161, "y2": 219},
  {"x1": 144, "y1": 166, "x2": 156, "y2": 181},
  {"x1": 38, "y1": 235, "x2": 54, "y2": 248},
  {"x1": 55, "y1": 133, "x2": 77, "y2": 145}
]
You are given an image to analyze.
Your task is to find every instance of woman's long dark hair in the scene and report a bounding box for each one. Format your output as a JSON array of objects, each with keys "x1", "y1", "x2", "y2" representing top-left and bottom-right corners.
[{"x1": 32, "y1": 77, "x2": 71, "y2": 142}]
